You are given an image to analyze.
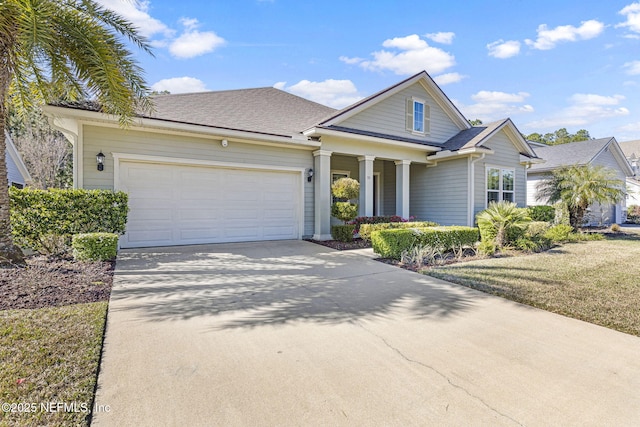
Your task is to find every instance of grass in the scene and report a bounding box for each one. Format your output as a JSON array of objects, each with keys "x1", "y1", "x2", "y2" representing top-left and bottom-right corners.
[
  {"x1": 0, "y1": 302, "x2": 108, "y2": 426},
  {"x1": 425, "y1": 232, "x2": 640, "y2": 336}
]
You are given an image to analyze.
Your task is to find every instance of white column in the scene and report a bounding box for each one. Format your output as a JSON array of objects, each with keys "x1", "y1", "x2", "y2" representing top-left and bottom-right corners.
[
  {"x1": 395, "y1": 160, "x2": 411, "y2": 219},
  {"x1": 313, "y1": 150, "x2": 333, "y2": 240},
  {"x1": 358, "y1": 155, "x2": 375, "y2": 217}
]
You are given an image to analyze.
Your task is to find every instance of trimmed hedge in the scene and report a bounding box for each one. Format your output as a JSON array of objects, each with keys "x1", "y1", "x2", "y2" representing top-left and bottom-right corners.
[
  {"x1": 331, "y1": 224, "x2": 356, "y2": 242},
  {"x1": 371, "y1": 226, "x2": 480, "y2": 259},
  {"x1": 350, "y1": 215, "x2": 413, "y2": 233},
  {"x1": 72, "y1": 233, "x2": 119, "y2": 261},
  {"x1": 359, "y1": 221, "x2": 439, "y2": 241},
  {"x1": 527, "y1": 205, "x2": 555, "y2": 222},
  {"x1": 9, "y1": 188, "x2": 128, "y2": 253}
]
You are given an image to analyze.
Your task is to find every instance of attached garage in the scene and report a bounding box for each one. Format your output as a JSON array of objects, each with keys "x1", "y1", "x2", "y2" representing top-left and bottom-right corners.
[{"x1": 115, "y1": 156, "x2": 303, "y2": 248}]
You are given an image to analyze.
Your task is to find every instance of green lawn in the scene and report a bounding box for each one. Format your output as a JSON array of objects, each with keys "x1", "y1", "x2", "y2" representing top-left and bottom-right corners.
[
  {"x1": 0, "y1": 302, "x2": 108, "y2": 426},
  {"x1": 426, "y1": 233, "x2": 640, "y2": 336}
]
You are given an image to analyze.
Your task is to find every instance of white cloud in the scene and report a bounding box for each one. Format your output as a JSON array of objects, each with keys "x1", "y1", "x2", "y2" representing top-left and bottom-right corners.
[
  {"x1": 457, "y1": 91, "x2": 534, "y2": 122},
  {"x1": 424, "y1": 32, "x2": 455, "y2": 44},
  {"x1": 340, "y1": 34, "x2": 455, "y2": 75},
  {"x1": 433, "y1": 72, "x2": 466, "y2": 85},
  {"x1": 525, "y1": 93, "x2": 628, "y2": 129},
  {"x1": 617, "y1": 2, "x2": 640, "y2": 34},
  {"x1": 525, "y1": 19, "x2": 605, "y2": 50},
  {"x1": 95, "y1": 0, "x2": 172, "y2": 38},
  {"x1": 168, "y1": 18, "x2": 226, "y2": 59},
  {"x1": 275, "y1": 79, "x2": 362, "y2": 109},
  {"x1": 487, "y1": 40, "x2": 521, "y2": 58},
  {"x1": 618, "y1": 121, "x2": 640, "y2": 132},
  {"x1": 151, "y1": 77, "x2": 207, "y2": 93},
  {"x1": 624, "y1": 60, "x2": 640, "y2": 75}
]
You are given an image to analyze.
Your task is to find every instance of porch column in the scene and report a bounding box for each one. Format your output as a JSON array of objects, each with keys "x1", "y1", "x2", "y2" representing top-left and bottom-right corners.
[
  {"x1": 313, "y1": 150, "x2": 333, "y2": 240},
  {"x1": 358, "y1": 155, "x2": 375, "y2": 217},
  {"x1": 395, "y1": 160, "x2": 411, "y2": 219}
]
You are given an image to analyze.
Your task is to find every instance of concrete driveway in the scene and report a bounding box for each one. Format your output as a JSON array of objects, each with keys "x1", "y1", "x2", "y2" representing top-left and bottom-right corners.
[{"x1": 92, "y1": 241, "x2": 640, "y2": 426}]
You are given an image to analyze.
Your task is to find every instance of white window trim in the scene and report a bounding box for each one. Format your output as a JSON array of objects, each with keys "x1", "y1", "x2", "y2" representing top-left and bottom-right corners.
[
  {"x1": 406, "y1": 97, "x2": 430, "y2": 136},
  {"x1": 485, "y1": 165, "x2": 515, "y2": 207}
]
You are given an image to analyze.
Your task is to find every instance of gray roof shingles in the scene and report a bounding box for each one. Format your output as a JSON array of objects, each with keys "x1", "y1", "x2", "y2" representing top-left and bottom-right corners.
[
  {"x1": 143, "y1": 88, "x2": 336, "y2": 137},
  {"x1": 528, "y1": 137, "x2": 613, "y2": 172},
  {"x1": 619, "y1": 140, "x2": 640, "y2": 159}
]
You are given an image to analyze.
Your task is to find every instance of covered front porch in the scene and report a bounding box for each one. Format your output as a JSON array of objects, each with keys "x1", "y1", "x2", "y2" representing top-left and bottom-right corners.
[{"x1": 311, "y1": 150, "x2": 413, "y2": 240}]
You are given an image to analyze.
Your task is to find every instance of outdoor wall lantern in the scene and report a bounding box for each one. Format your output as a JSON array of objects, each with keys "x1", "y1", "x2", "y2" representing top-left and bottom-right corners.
[
  {"x1": 307, "y1": 168, "x2": 314, "y2": 182},
  {"x1": 97, "y1": 151, "x2": 105, "y2": 171}
]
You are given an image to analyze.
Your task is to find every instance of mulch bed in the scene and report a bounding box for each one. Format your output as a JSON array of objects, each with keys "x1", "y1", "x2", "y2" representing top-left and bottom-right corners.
[
  {"x1": 305, "y1": 238, "x2": 371, "y2": 251},
  {"x1": 0, "y1": 256, "x2": 115, "y2": 311}
]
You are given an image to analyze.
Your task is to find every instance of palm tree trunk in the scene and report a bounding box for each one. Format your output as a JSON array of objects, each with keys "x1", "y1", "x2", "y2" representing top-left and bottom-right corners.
[{"x1": 0, "y1": 54, "x2": 26, "y2": 266}]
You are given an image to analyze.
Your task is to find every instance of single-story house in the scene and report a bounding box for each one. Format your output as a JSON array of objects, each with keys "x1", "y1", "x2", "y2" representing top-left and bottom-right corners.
[
  {"x1": 527, "y1": 138, "x2": 633, "y2": 225},
  {"x1": 4, "y1": 131, "x2": 31, "y2": 188},
  {"x1": 45, "y1": 71, "x2": 541, "y2": 248},
  {"x1": 618, "y1": 140, "x2": 640, "y2": 206}
]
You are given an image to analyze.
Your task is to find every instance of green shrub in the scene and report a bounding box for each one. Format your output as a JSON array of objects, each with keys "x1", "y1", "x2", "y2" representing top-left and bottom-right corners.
[
  {"x1": 514, "y1": 236, "x2": 552, "y2": 252},
  {"x1": 477, "y1": 240, "x2": 497, "y2": 256},
  {"x1": 9, "y1": 187, "x2": 128, "y2": 254},
  {"x1": 544, "y1": 224, "x2": 574, "y2": 242},
  {"x1": 350, "y1": 215, "x2": 415, "y2": 233},
  {"x1": 71, "y1": 233, "x2": 118, "y2": 261},
  {"x1": 476, "y1": 201, "x2": 531, "y2": 248},
  {"x1": 627, "y1": 205, "x2": 640, "y2": 223},
  {"x1": 525, "y1": 221, "x2": 552, "y2": 238},
  {"x1": 527, "y1": 205, "x2": 555, "y2": 222},
  {"x1": 331, "y1": 202, "x2": 359, "y2": 223},
  {"x1": 359, "y1": 221, "x2": 439, "y2": 241},
  {"x1": 331, "y1": 224, "x2": 356, "y2": 242},
  {"x1": 331, "y1": 177, "x2": 360, "y2": 200},
  {"x1": 371, "y1": 226, "x2": 480, "y2": 259}
]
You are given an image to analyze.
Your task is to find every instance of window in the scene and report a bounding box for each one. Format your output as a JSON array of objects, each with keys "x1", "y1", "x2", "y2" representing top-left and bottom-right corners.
[
  {"x1": 406, "y1": 97, "x2": 430, "y2": 134},
  {"x1": 486, "y1": 167, "x2": 515, "y2": 205}
]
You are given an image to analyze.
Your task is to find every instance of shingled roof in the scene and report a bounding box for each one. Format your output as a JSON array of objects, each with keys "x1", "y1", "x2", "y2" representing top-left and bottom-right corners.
[
  {"x1": 619, "y1": 140, "x2": 640, "y2": 160},
  {"x1": 441, "y1": 119, "x2": 508, "y2": 151},
  {"x1": 529, "y1": 138, "x2": 614, "y2": 172},
  {"x1": 142, "y1": 88, "x2": 337, "y2": 137}
]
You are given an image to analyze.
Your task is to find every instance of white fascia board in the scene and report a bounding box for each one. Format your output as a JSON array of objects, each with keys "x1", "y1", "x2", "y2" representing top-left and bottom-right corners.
[
  {"x1": 520, "y1": 154, "x2": 546, "y2": 165},
  {"x1": 5, "y1": 132, "x2": 32, "y2": 182},
  {"x1": 427, "y1": 147, "x2": 493, "y2": 163},
  {"x1": 43, "y1": 106, "x2": 321, "y2": 150},
  {"x1": 304, "y1": 127, "x2": 441, "y2": 153}
]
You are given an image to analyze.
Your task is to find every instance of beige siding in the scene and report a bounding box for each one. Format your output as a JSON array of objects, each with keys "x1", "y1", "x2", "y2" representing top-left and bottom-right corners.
[
  {"x1": 339, "y1": 83, "x2": 462, "y2": 144},
  {"x1": 81, "y1": 125, "x2": 316, "y2": 236},
  {"x1": 475, "y1": 131, "x2": 528, "y2": 218},
  {"x1": 410, "y1": 159, "x2": 469, "y2": 225}
]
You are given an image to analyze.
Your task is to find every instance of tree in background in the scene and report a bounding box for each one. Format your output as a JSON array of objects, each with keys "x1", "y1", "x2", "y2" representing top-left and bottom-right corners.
[
  {"x1": 8, "y1": 109, "x2": 72, "y2": 189},
  {"x1": 0, "y1": 0, "x2": 153, "y2": 265},
  {"x1": 536, "y1": 164, "x2": 624, "y2": 229},
  {"x1": 526, "y1": 128, "x2": 591, "y2": 145}
]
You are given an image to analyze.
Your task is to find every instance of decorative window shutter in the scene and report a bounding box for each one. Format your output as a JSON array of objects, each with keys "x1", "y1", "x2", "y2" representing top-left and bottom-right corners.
[
  {"x1": 424, "y1": 104, "x2": 431, "y2": 134},
  {"x1": 405, "y1": 98, "x2": 414, "y2": 131}
]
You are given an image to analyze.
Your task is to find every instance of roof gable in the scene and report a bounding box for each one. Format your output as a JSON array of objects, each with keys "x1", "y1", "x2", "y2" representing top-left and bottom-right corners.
[
  {"x1": 442, "y1": 119, "x2": 538, "y2": 157},
  {"x1": 530, "y1": 137, "x2": 634, "y2": 175},
  {"x1": 317, "y1": 71, "x2": 470, "y2": 134},
  {"x1": 5, "y1": 132, "x2": 31, "y2": 185}
]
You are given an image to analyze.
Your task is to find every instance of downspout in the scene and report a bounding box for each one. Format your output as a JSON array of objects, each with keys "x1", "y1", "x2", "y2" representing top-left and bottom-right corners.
[{"x1": 468, "y1": 154, "x2": 486, "y2": 226}]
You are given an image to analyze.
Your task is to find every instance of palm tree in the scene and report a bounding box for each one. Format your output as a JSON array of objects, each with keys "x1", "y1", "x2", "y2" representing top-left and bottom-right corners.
[
  {"x1": 476, "y1": 201, "x2": 531, "y2": 248},
  {"x1": 536, "y1": 164, "x2": 624, "y2": 229},
  {"x1": 0, "y1": 0, "x2": 153, "y2": 265}
]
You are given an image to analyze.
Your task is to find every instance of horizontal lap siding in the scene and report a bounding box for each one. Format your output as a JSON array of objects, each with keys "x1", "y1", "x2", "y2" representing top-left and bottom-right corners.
[
  {"x1": 81, "y1": 125, "x2": 315, "y2": 236},
  {"x1": 590, "y1": 149, "x2": 627, "y2": 223},
  {"x1": 339, "y1": 84, "x2": 461, "y2": 144},
  {"x1": 410, "y1": 159, "x2": 468, "y2": 225},
  {"x1": 475, "y1": 131, "x2": 527, "y2": 218}
]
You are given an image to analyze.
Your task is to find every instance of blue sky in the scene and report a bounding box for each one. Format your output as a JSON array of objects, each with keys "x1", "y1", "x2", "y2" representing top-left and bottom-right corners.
[{"x1": 98, "y1": 0, "x2": 640, "y2": 141}]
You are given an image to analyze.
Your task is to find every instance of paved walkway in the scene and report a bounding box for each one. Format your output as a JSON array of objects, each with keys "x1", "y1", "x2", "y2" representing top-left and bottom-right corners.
[{"x1": 92, "y1": 241, "x2": 640, "y2": 426}]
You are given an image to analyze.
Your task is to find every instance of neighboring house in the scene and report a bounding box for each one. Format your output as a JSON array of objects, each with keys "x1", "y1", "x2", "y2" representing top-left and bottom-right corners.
[
  {"x1": 45, "y1": 71, "x2": 540, "y2": 248},
  {"x1": 4, "y1": 131, "x2": 31, "y2": 188},
  {"x1": 527, "y1": 138, "x2": 633, "y2": 225},
  {"x1": 618, "y1": 140, "x2": 640, "y2": 207}
]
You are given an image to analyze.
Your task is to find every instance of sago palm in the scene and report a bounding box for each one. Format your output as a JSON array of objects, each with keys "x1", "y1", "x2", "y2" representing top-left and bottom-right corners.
[
  {"x1": 536, "y1": 164, "x2": 624, "y2": 229},
  {"x1": 0, "y1": 0, "x2": 153, "y2": 265},
  {"x1": 476, "y1": 201, "x2": 531, "y2": 248}
]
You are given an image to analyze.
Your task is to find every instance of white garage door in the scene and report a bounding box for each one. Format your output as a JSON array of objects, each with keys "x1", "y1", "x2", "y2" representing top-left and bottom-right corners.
[{"x1": 118, "y1": 161, "x2": 302, "y2": 248}]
